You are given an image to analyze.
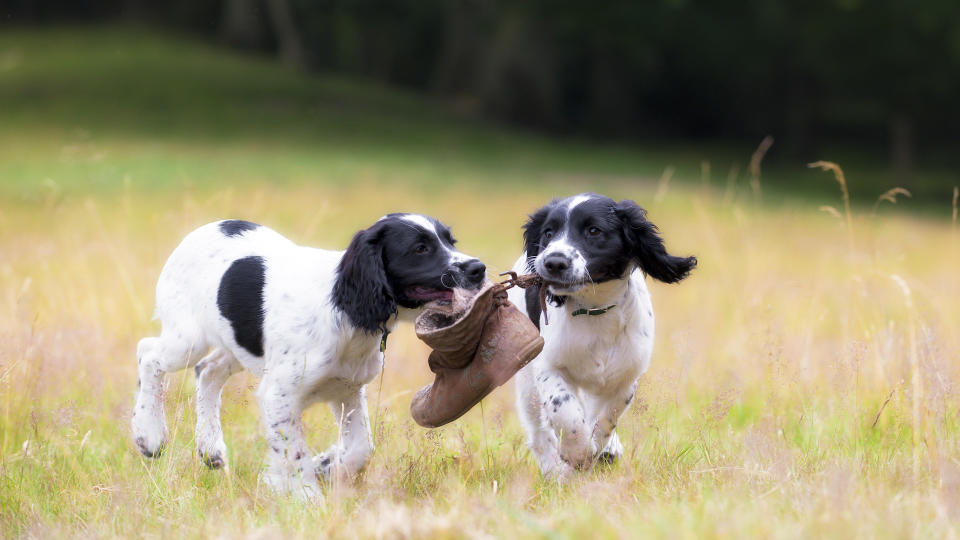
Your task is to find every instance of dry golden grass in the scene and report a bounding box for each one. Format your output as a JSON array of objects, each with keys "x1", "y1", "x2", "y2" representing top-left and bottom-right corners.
[{"x1": 1, "y1": 171, "x2": 958, "y2": 538}]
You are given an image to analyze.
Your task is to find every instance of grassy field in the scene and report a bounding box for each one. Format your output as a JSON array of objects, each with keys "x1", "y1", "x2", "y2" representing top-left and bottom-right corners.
[{"x1": 1, "y1": 26, "x2": 959, "y2": 538}]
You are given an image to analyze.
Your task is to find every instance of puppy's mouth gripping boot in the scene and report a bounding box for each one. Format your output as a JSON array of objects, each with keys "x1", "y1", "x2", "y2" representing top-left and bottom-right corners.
[{"x1": 410, "y1": 275, "x2": 544, "y2": 428}]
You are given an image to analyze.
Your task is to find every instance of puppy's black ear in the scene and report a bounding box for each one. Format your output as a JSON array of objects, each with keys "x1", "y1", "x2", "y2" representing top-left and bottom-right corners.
[
  {"x1": 522, "y1": 203, "x2": 553, "y2": 270},
  {"x1": 333, "y1": 225, "x2": 397, "y2": 334},
  {"x1": 522, "y1": 202, "x2": 556, "y2": 327},
  {"x1": 615, "y1": 200, "x2": 697, "y2": 283}
]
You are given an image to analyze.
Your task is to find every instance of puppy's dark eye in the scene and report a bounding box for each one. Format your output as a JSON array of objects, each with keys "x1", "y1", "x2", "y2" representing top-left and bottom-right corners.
[
  {"x1": 586, "y1": 226, "x2": 601, "y2": 237},
  {"x1": 413, "y1": 244, "x2": 429, "y2": 254},
  {"x1": 543, "y1": 230, "x2": 554, "y2": 240}
]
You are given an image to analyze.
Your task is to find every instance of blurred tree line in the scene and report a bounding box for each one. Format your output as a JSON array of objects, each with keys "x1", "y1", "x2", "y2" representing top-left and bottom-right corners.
[{"x1": 6, "y1": 0, "x2": 960, "y2": 168}]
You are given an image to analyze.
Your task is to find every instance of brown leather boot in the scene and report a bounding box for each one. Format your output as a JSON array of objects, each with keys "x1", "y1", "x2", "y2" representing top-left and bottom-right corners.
[{"x1": 411, "y1": 282, "x2": 544, "y2": 428}]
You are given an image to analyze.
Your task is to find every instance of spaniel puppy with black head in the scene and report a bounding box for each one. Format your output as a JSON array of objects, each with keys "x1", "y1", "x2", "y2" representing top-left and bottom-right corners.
[
  {"x1": 506, "y1": 193, "x2": 696, "y2": 477},
  {"x1": 132, "y1": 215, "x2": 486, "y2": 498}
]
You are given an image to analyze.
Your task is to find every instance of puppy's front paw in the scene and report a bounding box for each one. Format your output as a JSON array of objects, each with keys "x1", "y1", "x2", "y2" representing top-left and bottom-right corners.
[
  {"x1": 596, "y1": 451, "x2": 618, "y2": 465},
  {"x1": 597, "y1": 432, "x2": 624, "y2": 465},
  {"x1": 132, "y1": 405, "x2": 167, "y2": 458},
  {"x1": 260, "y1": 469, "x2": 323, "y2": 500},
  {"x1": 197, "y1": 445, "x2": 227, "y2": 469},
  {"x1": 558, "y1": 429, "x2": 596, "y2": 470},
  {"x1": 313, "y1": 448, "x2": 352, "y2": 484},
  {"x1": 542, "y1": 459, "x2": 575, "y2": 481},
  {"x1": 196, "y1": 431, "x2": 228, "y2": 469},
  {"x1": 313, "y1": 451, "x2": 335, "y2": 480}
]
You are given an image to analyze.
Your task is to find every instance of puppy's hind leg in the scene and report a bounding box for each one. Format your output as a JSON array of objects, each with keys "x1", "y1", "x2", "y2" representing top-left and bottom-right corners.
[
  {"x1": 132, "y1": 329, "x2": 208, "y2": 458},
  {"x1": 194, "y1": 348, "x2": 242, "y2": 469}
]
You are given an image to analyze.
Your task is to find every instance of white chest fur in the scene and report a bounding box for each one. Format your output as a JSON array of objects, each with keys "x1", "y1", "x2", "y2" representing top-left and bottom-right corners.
[{"x1": 537, "y1": 270, "x2": 654, "y2": 393}]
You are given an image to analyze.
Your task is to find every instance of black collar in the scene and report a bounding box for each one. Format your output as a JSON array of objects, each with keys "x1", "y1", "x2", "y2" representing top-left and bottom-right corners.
[{"x1": 570, "y1": 304, "x2": 617, "y2": 317}]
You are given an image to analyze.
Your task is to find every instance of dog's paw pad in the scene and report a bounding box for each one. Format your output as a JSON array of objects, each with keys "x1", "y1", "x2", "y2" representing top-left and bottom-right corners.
[
  {"x1": 559, "y1": 437, "x2": 596, "y2": 470},
  {"x1": 136, "y1": 436, "x2": 165, "y2": 458},
  {"x1": 597, "y1": 451, "x2": 619, "y2": 465},
  {"x1": 199, "y1": 450, "x2": 225, "y2": 469},
  {"x1": 313, "y1": 455, "x2": 333, "y2": 478}
]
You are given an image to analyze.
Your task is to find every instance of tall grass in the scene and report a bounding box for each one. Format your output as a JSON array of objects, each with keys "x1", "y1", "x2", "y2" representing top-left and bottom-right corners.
[
  {"x1": 1, "y1": 173, "x2": 957, "y2": 538},
  {"x1": 748, "y1": 135, "x2": 774, "y2": 202},
  {"x1": 809, "y1": 161, "x2": 855, "y2": 251}
]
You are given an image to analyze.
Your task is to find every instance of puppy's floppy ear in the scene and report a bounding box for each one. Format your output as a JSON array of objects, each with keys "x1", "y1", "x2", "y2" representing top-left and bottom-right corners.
[
  {"x1": 522, "y1": 203, "x2": 553, "y2": 270},
  {"x1": 522, "y1": 202, "x2": 558, "y2": 325},
  {"x1": 615, "y1": 200, "x2": 697, "y2": 283},
  {"x1": 333, "y1": 225, "x2": 397, "y2": 334}
]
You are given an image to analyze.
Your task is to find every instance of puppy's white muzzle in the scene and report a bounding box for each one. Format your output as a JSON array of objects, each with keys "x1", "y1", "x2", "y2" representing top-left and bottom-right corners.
[{"x1": 535, "y1": 237, "x2": 588, "y2": 288}]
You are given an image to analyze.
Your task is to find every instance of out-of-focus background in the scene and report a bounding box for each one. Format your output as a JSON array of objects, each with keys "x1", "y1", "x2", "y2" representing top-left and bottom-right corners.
[
  {"x1": 1, "y1": 2, "x2": 959, "y2": 538},
  {"x1": 2, "y1": 0, "x2": 960, "y2": 202}
]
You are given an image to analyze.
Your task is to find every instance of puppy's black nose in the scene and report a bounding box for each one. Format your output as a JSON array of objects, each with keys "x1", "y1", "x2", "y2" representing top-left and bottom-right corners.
[
  {"x1": 542, "y1": 255, "x2": 570, "y2": 275},
  {"x1": 458, "y1": 259, "x2": 487, "y2": 284}
]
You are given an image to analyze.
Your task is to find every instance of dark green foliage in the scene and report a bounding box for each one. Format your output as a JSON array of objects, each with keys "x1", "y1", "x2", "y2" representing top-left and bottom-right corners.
[{"x1": 4, "y1": 0, "x2": 959, "y2": 164}]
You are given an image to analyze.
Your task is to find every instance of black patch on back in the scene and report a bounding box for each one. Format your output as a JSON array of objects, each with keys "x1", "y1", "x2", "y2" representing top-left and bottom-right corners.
[
  {"x1": 219, "y1": 220, "x2": 260, "y2": 237},
  {"x1": 217, "y1": 256, "x2": 266, "y2": 356}
]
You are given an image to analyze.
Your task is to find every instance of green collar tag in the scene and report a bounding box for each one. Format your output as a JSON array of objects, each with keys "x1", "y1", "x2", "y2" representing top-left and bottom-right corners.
[
  {"x1": 571, "y1": 304, "x2": 617, "y2": 317},
  {"x1": 380, "y1": 332, "x2": 389, "y2": 352}
]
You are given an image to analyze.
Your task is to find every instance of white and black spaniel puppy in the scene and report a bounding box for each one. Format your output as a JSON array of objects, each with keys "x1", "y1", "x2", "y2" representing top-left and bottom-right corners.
[
  {"x1": 132, "y1": 215, "x2": 485, "y2": 498},
  {"x1": 506, "y1": 193, "x2": 696, "y2": 477}
]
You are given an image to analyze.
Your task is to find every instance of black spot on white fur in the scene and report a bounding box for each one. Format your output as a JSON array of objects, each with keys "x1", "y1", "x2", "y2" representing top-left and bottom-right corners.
[
  {"x1": 219, "y1": 220, "x2": 260, "y2": 237},
  {"x1": 217, "y1": 256, "x2": 266, "y2": 357}
]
